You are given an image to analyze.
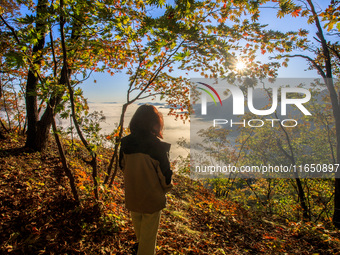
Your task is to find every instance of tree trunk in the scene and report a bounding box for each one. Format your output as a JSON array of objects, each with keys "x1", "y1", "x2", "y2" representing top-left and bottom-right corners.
[
  {"x1": 325, "y1": 78, "x2": 340, "y2": 228},
  {"x1": 51, "y1": 113, "x2": 80, "y2": 205},
  {"x1": 306, "y1": 0, "x2": 340, "y2": 228},
  {"x1": 59, "y1": 1, "x2": 99, "y2": 200},
  {"x1": 295, "y1": 178, "x2": 310, "y2": 220},
  {"x1": 25, "y1": 70, "x2": 40, "y2": 149},
  {"x1": 25, "y1": 0, "x2": 78, "y2": 152},
  {"x1": 25, "y1": 0, "x2": 47, "y2": 151},
  {"x1": 105, "y1": 103, "x2": 128, "y2": 185},
  {"x1": 334, "y1": 178, "x2": 340, "y2": 227},
  {"x1": 35, "y1": 88, "x2": 64, "y2": 151},
  {"x1": 0, "y1": 80, "x2": 7, "y2": 138}
]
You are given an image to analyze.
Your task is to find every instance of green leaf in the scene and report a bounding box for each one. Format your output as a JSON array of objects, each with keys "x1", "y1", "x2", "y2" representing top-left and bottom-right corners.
[{"x1": 147, "y1": 0, "x2": 166, "y2": 7}]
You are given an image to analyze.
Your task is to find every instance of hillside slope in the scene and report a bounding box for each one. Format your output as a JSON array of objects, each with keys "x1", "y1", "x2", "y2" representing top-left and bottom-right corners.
[{"x1": 1, "y1": 134, "x2": 340, "y2": 254}]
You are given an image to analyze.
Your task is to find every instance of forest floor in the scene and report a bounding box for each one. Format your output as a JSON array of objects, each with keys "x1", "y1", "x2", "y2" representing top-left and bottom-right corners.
[{"x1": 1, "y1": 133, "x2": 340, "y2": 254}]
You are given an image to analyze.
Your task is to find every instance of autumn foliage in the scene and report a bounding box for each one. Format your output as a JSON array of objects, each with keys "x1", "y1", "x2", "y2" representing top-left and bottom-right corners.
[{"x1": 1, "y1": 0, "x2": 340, "y2": 253}]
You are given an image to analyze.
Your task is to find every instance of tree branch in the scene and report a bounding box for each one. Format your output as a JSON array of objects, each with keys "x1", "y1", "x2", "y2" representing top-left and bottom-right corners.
[
  {"x1": 0, "y1": 14, "x2": 21, "y2": 45},
  {"x1": 285, "y1": 54, "x2": 326, "y2": 79}
]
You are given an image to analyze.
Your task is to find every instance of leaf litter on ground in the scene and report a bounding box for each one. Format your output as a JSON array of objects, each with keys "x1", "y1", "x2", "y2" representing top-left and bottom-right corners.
[{"x1": 1, "y1": 133, "x2": 340, "y2": 254}]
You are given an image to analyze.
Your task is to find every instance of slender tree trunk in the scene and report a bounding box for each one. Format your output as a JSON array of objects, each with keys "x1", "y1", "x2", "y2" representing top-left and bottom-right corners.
[
  {"x1": 278, "y1": 125, "x2": 310, "y2": 220},
  {"x1": 278, "y1": 138, "x2": 309, "y2": 220},
  {"x1": 295, "y1": 177, "x2": 310, "y2": 220},
  {"x1": 0, "y1": 82, "x2": 8, "y2": 138},
  {"x1": 51, "y1": 113, "x2": 80, "y2": 205},
  {"x1": 105, "y1": 103, "x2": 128, "y2": 185},
  {"x1": 265, "y1": 85, "x2": 310, "y2": 220},
  {"x1": 306, "y1": 0, "x2": 340, "y2": 228},
  {"x1": 328, "y1": 78, "x2": 340, "y2": 228},
  {"x1": 12, "y1": 88, "x2": 22, "y2": 132},
  {"x1": 0, "y1": 120, "x2": 6, "y2": 139},
  {"x1": 3, "y1": 94, "x2": 12, "y2": 130},
  {"x1": 0, "y1": 80, "x2": 5, "y2": 138},
  {"x1": 59, "y1": 0, "x2": 99, "y2": 200}
]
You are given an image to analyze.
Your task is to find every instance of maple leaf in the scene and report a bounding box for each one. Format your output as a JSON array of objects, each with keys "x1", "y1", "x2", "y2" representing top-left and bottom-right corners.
[{"x1": 291, "y1": 8, "x2": 302, "y2": 18}]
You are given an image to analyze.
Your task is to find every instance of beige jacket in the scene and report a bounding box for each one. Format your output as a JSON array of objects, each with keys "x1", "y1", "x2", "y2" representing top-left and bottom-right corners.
[{"x1": 119, "y1": 134, "x2": 173, "y2": 213}]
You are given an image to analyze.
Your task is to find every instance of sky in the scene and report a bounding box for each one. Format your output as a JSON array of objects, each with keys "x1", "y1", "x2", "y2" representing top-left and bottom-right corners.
[{"x1": 80, "y1": 0, "x2": 331, "y2": 103}]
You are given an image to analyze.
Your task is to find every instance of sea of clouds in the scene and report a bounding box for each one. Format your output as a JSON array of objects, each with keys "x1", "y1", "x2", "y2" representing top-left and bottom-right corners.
[{"x1": 55, "y1": 102, "x2": 190, "y2": 160}]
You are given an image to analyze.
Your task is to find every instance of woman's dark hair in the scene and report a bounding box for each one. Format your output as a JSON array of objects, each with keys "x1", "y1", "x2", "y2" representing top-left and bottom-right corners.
[{"x1": 129, "y1": 104, "x2": 164, "y2": 138}]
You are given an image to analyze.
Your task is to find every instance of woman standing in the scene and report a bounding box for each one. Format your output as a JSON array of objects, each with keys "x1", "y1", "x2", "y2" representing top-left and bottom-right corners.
[{"x1": 119, "y1": 104, "x2": 173, "y2": 255}]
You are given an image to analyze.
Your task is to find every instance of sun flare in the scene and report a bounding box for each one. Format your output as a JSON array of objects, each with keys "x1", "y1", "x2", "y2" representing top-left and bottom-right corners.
[{"x1": 235, "y1": 60, "x2": 246, "y2": 71}]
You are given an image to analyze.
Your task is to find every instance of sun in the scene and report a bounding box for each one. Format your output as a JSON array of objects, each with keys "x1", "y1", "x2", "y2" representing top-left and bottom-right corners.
[{"x1": 235, "y1": 60, "x2": 246, "y2": 71}]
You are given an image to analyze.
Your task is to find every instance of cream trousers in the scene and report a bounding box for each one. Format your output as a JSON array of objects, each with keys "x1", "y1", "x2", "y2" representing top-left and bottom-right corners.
[{"x1": 130, "y1": 210, "x2": 161, "y2": 255}]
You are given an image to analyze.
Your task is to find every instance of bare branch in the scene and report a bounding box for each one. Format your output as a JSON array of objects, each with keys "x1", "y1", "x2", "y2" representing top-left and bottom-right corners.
[
  {"x1": 285, "y1": 54, "x2": 326, "y2": 79},
  {"x1": 130, "y1": 40, "x2": 185, "y2": 104},
  {"x1": 50, "y1": 27, "x2": 58, "y2": 77},
  {"x1": 137, "y1": 92, "x2": 163, "y2": 100},
  {"x1": 73, "y1": 70, "x2": 93, "y2": 86},
  {"x1": 0, "y1": 14, "x2": 21, "y2": 45}
]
